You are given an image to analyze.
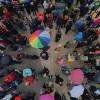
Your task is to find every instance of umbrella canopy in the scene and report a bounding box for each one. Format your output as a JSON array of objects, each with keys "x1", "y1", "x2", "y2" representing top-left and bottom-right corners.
[
  {"x1": 74, "y1": 32, "x2": 83, "y2": 42},
  {"x1": 69, "y1": 85, "x2": 84, "y2": 98},
  {"x1": 94, "y1": 18, "x2": 100, "y2": 24},
  {"x1": 95, "y1": 72, "x2": 100, "y2": 83},
  {"x1": 29, "y1": 30, "x2": 51, "y2": 48},
  {"x1": 4, "y1": 74, "x2": 16, "y2": 83},
  {"x1": 1, "y1": 94, "x2": 12, "y2": 100},
  {"x1": 39, "y1": 94, "x2": 55, "y2": 100},
  {"x1": 0, "y1": 55, "x2": 12, "y2": 66},
  {"x1": 69, "y1": 69, "x2": 84, "y2": 85},
  {"x1": 24, "y1": 76, "x2": 34, "y2": 86},
  {"x1": 37, "y1": 12, "x2": 44, "y2": 21},
  {"x1": 66, "y1": 54, "x2": 75, "y2": 62},
  {"x1": 75, "y1": 22, "x2": 84, "y2": 30},
  {"x1": 23, "y1": 68, "x2": 33, "y2": 77},
  {"x1": 15, "y1": 96, "x2": 22, "y2": 100}
]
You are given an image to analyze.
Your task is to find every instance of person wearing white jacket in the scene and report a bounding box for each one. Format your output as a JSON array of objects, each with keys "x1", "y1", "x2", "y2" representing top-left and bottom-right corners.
[{"x1": 43, "y1": 0, "x2": 49, "y2": 10}]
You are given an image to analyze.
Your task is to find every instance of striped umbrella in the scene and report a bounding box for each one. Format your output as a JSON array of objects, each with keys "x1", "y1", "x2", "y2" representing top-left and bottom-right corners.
[{"x1": 29, "y1": 30, "x2": 51, "y2": 48}]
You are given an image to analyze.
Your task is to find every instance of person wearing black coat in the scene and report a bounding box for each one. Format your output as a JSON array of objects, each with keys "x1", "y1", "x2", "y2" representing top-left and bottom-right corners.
[
  {"x1": 40, "y1": 51, "x2": 49, "y2": 60},
  {"x1": 55, "y1": 75, "x2": 63, "y2": 86},
  {"x1": 65, "y1": 21, "x2": 72, "y2": 34},
  {"x1": 54, "y1": 92, "x2": 61, "y2": 100},
  {"x1": 56, "y1": 15, "x2": 63, "y2": 29},
  {"x1": 55, "y1": 30, "x2": 62, "y2": 42}
]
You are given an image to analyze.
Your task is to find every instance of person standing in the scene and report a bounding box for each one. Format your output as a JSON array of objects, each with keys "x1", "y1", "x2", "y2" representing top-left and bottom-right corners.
[
  {"x1": 56, "y1": 15, "x2": 63, "y2": 29},
  {"x1": 55, "y1": 29, "x2": 62, "y2": 42},
  {"x1": 43, "y1": 0, "x2": 49, "y2": 11},
  {"x1": 47, "y1": 12, "x2": 53, "y2": 28},
  {"x1": 65, "y1": 20, "x2": 73, "y2": 34},
  {"x1": 76, "y1": 0, "x2": 80, "y2": 5},
  {"x1": 67, "y1": 0, "x2": 73, "y2": 8}
]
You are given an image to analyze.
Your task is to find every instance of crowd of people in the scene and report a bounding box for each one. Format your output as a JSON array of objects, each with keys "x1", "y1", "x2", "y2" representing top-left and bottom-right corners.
[{"x1": 0, "y1": 0, "x2": 100, "y2": 100}]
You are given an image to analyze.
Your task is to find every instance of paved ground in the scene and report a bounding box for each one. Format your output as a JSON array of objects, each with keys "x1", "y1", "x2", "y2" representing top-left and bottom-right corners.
[
  {"x1": 5, "y1": 21, "x2": 83, "y2": 100},
  {"x1": 3, "y1": 4, "x2": 100, "y2": 100}
]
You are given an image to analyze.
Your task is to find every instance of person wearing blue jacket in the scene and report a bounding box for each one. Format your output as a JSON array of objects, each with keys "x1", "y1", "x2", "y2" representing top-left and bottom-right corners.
[{"x1": 67, "y1": 0, "x2": 73, "y2": 8}]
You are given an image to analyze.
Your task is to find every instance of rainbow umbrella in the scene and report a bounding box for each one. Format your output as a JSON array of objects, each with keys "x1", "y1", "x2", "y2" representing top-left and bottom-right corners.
[{"x1": 29, "y1": 30, "x2": 51, "y2": 48}]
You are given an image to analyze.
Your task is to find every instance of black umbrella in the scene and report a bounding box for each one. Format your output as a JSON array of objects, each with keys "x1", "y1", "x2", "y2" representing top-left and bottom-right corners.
[
  {"x1": 0, "y1": 55, "x2": 12, "y2": 66},
  {"x1": 95, "y1": 72, "x2": 100, "y2": 84}
]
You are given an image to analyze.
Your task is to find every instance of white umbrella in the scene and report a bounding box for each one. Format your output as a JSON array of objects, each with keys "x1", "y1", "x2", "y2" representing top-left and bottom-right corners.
[
  {"x1": 69, "y1": 85, "x2": 84, "y2": 98},
  {"x1": 1, "y1": 94, "x2": 12, "y2": 100}
]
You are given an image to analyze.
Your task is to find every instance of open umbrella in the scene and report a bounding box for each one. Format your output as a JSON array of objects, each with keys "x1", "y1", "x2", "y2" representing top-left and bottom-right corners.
[
  {"x1": 75, "y1": 21, "x2": 84, "y2": 30},
  {"x1": 29, "y1": 30, "x2": 51, "y2": 48},
  {"x1": 94, "y1": 18, "x2": 100, "y2": 24},
  {"x1": 74, "y1": 32, "x2": 83, "y2": 42},
  {"x1": 24, "y1": 76, "x2": 34, "y2": 86},
  {"x1": 0, "y1": 55, "x2": 12, "y2": 66},
  {"x1": 4, "y1": 74, "x2": 16, "y2": 83},
  {"x1": 37, "y1": 12, "x2": 44, "y2": 21},
  {"x1": 15, "y1": 96, "x2": 22, "y2": 100},
  {"x1": 39, "y1": 94, "x2": 55, "y2": 100},
  {"x1": 69, "y1": 85, "x2": 84, "y2": 98},
  {"x1": 69, "y1": 69, "x2": 84, "y2": 85},
  {"x1": 95, "y1": 72, "x2": 100, "y2": 84},
  {"x1": 1, "y1": 94, "x2": 12, "y2": 100},
  {"x1": 23, "y1": 68, "x2": 33, "y2": 77}
]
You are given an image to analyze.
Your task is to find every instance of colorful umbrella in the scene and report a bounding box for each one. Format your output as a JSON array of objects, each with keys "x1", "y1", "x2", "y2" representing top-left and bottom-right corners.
[
  {"x1": 66, "y1": 53, "x2": 75, "y2": 62},
  {"x1": 23, "y1": 68, "x2": 33, "y2": 77},
  {"x1": 69, "y1": 69, "x2": 84, "y2": 85},
  {"x1": 29, "y1": 30, "x2": 51, "y2": 48},
  {"x1": 39, "y1": 94, "x2": 55, "y2": 100},
  {"x1": 69, "y1": 85, "x2": 84, "y2": 98},
  {"x1": 94, "y1": 18, "x2": 100, "y2": 25},
  {"x1": 15, "y1": 96, "x2": 22, "y2": 100}
]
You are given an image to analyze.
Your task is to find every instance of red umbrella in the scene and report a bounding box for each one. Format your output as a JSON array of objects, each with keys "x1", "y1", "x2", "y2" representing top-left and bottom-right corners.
[
  {"x1": 15, "y1": 96, "x2": 22, "y2": 100},
  {"x1": 37, "y1": 12, "x2": 44, "y2": 21},
  {"x1": 4, "y1": 74, "x2": 16, "y2": 83},
  {"x1": 24, "y1": 76, "x2": 34, "y2": 86},
  {"x1": 69, "y1": 69, "x2": 84, "y2": 85}
]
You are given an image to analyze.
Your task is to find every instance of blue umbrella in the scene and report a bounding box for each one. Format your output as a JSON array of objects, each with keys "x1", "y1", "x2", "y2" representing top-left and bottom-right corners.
[
  {"x1": 23, "y1": 68, "x2": 33, "y2": 77},
  {"x1": 74, "y1": 32, "x2": 83, "y2": 42},
  {"x1": 75, "y1": 22, "x2": 84, "y2": 30}
]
